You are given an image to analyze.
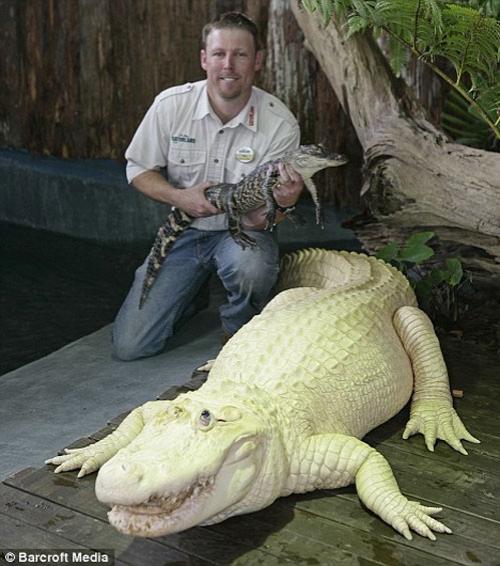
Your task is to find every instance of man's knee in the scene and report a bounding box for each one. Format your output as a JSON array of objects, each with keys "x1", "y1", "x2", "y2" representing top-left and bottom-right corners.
[{"x1": 111, "y1": 329, "x2": 164, "y2": 362}]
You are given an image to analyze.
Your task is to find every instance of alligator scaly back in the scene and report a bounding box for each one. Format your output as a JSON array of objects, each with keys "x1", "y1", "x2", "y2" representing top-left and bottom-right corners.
[{"x1": 138, "y1": 145, "x2": 348, "y2": 309}]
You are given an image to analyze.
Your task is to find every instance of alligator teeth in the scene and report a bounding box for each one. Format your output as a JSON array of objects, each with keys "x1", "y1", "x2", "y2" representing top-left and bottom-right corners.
[{"x1": 134, "y1": 476, "x2": 215, "y2": 516}]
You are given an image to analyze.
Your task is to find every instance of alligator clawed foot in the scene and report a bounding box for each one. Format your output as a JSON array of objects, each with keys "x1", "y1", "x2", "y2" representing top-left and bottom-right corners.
[{"x1": 232, "y1": 232, "x2": 258, "y2": 248}]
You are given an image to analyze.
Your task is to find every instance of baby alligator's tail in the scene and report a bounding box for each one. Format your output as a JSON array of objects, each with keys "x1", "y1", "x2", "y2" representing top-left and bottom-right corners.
[{"x1": 139, "y1": 208, "x2": 193, "y2": 309}]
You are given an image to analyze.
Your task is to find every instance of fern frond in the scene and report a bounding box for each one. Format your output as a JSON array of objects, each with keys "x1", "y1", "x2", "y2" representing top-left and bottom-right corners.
[
  {"x1": 472, "y1": 80, "x2": 500, "y2": 120},
  {"x1": 374, "y1": 0, "x2": 443, "y2": 52},
  {"x1": 299, "y1": 0, "x2": 500, "y2": 140},
  {"x1": 317, "y1": 0, "x2": 335, "y2": 23},
  {"x1": 442, "y1": 84, "x2": 498, "y2": 149},
  {"x1": 438, "y1": 6, "x2": 500, "y2": 84}
]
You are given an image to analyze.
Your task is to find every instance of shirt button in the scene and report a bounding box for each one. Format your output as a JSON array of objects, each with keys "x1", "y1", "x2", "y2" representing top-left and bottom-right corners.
[
  {"x1": 214, "y1": 158, "x2": 219, "y2": 163},
  {"x1": 180, "y1": 159, "x2": 185, "y2": 164},
  {"x1": 269, "y1": 102, "x2": 274, "y2": 107},
  {"x1": 219, "y1": 130, "x2": 224, "y2": 134}
]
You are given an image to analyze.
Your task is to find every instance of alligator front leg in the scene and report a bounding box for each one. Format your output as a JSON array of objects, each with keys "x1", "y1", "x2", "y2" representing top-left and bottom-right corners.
[
  {"x1": 287, "y1": 433, "x2": 451, "y2": 540},
  {"x1": 304, "y1": 177, "x2": 323, "y2": 227},
  {"x1": 394, "y1": 306, "x2": 480, "y2": 454},
  {"x1": 46, "y1": 405, "x2": 146, "y2": 477}
]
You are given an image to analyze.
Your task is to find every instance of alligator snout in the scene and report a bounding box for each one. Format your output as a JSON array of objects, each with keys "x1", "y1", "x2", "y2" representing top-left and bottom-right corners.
[{"x1": 96, "y1": 459, "x2": 149, "y2": 506}]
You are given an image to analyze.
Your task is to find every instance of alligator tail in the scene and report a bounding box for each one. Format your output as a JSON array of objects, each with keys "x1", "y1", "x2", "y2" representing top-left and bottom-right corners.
[
  {"x1": 139, "y1": 208, "x2": 193, "y2": 309},
  {"x1": 278, "y1": 248, "x2": 371, "y2": 292}
]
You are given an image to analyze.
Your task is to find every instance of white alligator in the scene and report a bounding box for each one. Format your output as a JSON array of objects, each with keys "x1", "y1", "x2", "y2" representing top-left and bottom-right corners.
[{"x1": 47, "y1": 248, "x2": 478, "y2": 541}]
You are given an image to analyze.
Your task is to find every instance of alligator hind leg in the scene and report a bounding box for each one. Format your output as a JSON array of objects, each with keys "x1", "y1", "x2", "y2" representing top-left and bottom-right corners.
[
  {"x1": 289, "y1": 433, "x2": 451, "y2": 540},
  {"x1": 393, "y1": 306, "x2": 479, "y2": 454},
  {"x1": 228, "y1": 214, "x2": 257, "y2": 248}
]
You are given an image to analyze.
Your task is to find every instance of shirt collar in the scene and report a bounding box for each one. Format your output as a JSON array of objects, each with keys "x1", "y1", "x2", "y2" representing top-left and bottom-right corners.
[
  {"x1": 193, "y1": 83, "x2": 212, "y2": 121},
  {"x1": 193, "y1": 84, "x2": 258, "y2": 132}
]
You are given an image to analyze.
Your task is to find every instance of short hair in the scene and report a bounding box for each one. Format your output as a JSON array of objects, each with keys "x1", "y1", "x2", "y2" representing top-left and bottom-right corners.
[{"x1": 202, "y1": 12, "x2": 260, "y2": 51}]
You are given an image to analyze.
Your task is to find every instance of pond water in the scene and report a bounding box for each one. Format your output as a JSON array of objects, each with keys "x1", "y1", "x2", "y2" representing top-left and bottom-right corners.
[{"x1": 0, "y1": 223, "x2": 147, "y2": 375}]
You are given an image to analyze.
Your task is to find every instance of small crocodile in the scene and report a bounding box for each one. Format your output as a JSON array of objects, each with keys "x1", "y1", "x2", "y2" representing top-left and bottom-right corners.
[{"x1": 139, "y1": 144, "x2": 347, "y2": 308}]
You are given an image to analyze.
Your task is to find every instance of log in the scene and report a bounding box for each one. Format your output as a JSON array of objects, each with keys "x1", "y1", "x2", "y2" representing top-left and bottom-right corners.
[{"x1": 291, "y1": 1, "x2": 500, "y2": 274}]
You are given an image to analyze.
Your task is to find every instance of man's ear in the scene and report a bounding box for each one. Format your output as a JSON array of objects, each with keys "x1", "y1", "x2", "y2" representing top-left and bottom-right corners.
[{"x1": 200, "y1": 49, "x2": 207, "y2": 71}]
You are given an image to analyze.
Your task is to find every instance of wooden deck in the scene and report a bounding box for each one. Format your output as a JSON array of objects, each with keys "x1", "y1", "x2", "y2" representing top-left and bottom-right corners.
[{"x1": 1, "y1": 336, "x2": 499, "y2": 565}]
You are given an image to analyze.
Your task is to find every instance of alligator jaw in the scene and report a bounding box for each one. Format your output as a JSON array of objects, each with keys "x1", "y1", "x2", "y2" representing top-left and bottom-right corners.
[
  {"x1": 104, "y1": 435, "x2": 262, "y2": 537},
  {"x1": 107, "y1": 476, "x2": 216, "y2": 537}
]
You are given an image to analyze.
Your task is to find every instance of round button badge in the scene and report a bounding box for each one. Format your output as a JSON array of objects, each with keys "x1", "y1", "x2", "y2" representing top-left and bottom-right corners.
[{"x1": 235, "y1": 147, "x2": 255, "y2": 163}]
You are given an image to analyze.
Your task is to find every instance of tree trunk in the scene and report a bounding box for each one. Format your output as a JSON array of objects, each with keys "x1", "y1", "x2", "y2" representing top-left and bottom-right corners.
[{"x1": 291, "y1": 2, "x2": 500, "y2": 275}]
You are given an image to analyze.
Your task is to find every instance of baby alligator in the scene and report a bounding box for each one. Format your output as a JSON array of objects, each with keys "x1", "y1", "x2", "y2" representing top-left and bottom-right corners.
[{"x1": 139, "y1": 144, "x2": 347, "y2": 308}]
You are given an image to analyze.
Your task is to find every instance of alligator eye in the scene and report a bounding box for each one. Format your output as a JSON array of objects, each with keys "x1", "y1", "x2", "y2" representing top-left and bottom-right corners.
[{"x1": 199, "y1": 409, "x2": 212, "y2": 427}]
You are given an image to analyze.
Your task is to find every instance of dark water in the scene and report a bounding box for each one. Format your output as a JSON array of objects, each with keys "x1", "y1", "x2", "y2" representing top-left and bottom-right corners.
[{"x1": 0, "y1": 223, "x2": 148, "y2": 376}]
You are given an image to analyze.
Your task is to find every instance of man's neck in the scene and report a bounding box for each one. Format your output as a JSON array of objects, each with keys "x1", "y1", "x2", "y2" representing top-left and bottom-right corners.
[{"x1": 207, "y1": 90, "x2": 252, "y2": 124}]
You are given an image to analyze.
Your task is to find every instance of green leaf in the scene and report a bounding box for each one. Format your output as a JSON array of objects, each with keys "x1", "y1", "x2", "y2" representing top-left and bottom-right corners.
[
  {"x1": 444, "y1": 258, "x2": 464, "y2": 285},
  {"x1": 376, "y1": 241, "x2": 399, "y2": 262},
  {"x1": 399, "y1": 244, "x2": 435, "y2": 264},
  {"x1": 399, "y1": 231, "x2": 435, "y2": 264},
  {"x1": 404, "y1": 231, "x2": 435, "y2": 247},
  {"x1": 429, "y1": 268, "x2": 447, "y2": 285}
]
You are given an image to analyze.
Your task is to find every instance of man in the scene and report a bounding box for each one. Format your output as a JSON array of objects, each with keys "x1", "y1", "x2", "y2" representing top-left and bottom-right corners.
[{"x1": 113, "y1": 12, "x2": 303, "y2": 361}]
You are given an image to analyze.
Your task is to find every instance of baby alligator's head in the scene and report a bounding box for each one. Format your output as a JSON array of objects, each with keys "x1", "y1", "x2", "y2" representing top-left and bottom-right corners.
[{"x1": 286, "y1": 144, "x2": 348, "y2": 179}]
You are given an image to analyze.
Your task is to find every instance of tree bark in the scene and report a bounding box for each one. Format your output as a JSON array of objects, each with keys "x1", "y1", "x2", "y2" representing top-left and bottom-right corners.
[{"x1": 291, "y1": 2, "x2": 500, "y2": 274}]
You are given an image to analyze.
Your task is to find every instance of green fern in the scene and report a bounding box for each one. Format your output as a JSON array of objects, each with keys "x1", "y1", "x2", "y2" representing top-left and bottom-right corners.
[
  {"x1": 439, "y1": 5, "x2": 500, "y2": 84},
  {"x1": 442, "y1": 88, "x2": 493, "y2": 147},
  {"x1": 374, "y1": 0, "x2": 443, "y2": 50},
  {"x1": 300, "y1": 0, "x2": 500, "y2": 140},
  {"x1": 443, "y1": 79, "x2": 500, "y2": 148}
]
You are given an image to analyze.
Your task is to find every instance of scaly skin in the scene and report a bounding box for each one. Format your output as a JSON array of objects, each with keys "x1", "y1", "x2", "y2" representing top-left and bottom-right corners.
[
  {"x1": 139, "y1": 144, "x2": 347, "y2": 308},
  {"x1": 47, "y1": 249, "x2": 479, "y2": 541}
]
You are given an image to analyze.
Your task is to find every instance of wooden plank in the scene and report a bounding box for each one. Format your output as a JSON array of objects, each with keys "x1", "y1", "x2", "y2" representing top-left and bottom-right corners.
[
  {"x1": 207, "y1": 503, "x2": 457, "y2": 566},
  {"x1": 3, "y1": 467, "x2": 285, "y2": 565},
  {"x1": 0, "y1": 483, "x2": 203, "y2": 565},
  {"x1": 369, "y1": 444, "x2": 500, "y2": 523},
  {"x1": 108, "y1": 410, "x2": 133, "y2": 428},
  {"x1": 156, "y1": 385, "x2": 193, "y2": 401},
  {"x1": 366, "y1": 413, "x2": 500, "y2": 475},
  {"x1": 0, "y1": 511, "x2": 88, "y2": 549},
  {"x1": 288, "y1": 491, "x2": 500, "y2": 564}
]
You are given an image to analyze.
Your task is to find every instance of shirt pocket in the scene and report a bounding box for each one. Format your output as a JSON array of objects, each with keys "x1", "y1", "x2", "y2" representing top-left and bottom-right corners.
[{"x1": 167, "y1": 148, "x2": 206, "y2": 188}]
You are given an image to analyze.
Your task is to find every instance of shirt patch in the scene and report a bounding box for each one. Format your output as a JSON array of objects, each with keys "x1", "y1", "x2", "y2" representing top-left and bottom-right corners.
[
  {"x1": 248, "y1": 106, "x2": 255, "y2": 127},
  {"x1": 172, "y1": 134, "x2": 196, "y2": 144}
]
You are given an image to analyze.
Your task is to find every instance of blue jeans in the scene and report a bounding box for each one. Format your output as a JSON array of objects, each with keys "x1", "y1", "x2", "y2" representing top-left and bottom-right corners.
[{"x1": 112, "y1": 227, "x2": 279, "y2": 361}]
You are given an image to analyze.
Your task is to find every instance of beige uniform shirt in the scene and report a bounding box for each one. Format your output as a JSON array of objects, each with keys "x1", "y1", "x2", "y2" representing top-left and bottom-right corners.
[{"x1": 125, "y1": 80, "x2": 300, "y2": 230}]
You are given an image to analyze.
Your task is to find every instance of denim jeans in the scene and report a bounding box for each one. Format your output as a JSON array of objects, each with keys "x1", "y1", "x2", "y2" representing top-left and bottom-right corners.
[{"x1": 112, "y1": 227, "x2": 279, "y2": 361}]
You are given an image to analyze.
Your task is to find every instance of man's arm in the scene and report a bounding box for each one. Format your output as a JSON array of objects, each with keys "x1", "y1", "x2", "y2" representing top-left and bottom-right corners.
[{"x1": 131, "y1": 170, "x2": 219, "y2": 218}]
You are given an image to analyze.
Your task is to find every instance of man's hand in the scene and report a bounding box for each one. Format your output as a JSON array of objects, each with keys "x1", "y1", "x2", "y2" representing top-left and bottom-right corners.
[
  {"x1": 241, "y1": 162, "x2": 304, "y2": 230},
  {"x1": 131, "y1": 171, "x2": 220, "y2": 217},
  {"x1": 273, "y1": 162, "x2": 304, "y2": 208},
  {"x1": 169, "y1": 182, "x2": 220, "y2": 218}
]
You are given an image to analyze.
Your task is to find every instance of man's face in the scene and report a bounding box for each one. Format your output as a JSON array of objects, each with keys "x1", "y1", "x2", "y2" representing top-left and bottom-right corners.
[{"x1": 201, "y1": 28, "x2": 263, "y2": 103}]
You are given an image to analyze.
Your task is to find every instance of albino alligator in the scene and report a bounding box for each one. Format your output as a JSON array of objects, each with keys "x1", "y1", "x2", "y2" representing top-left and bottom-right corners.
[
  {"x1": 139, "y1": 144, "x2": 347, "y2": 308},
  {"x1": 47, "y1": 248, "x2": 478, "y2": 541}
]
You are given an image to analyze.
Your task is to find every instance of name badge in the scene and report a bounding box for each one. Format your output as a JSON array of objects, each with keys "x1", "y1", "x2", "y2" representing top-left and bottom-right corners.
[{"x1": 235, "y1": 147, "x2": 255, "y2": 163}]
